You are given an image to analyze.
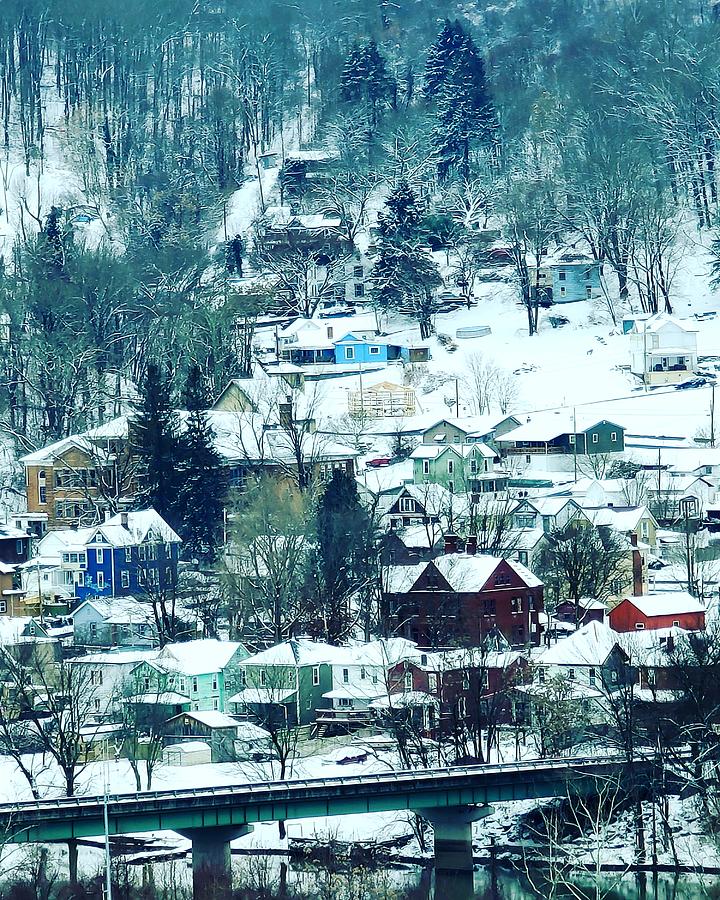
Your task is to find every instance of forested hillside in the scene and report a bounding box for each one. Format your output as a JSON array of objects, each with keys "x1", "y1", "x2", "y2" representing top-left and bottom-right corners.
[{"x1": 0, "y1": 0, "x2": 717, "y2": 447}]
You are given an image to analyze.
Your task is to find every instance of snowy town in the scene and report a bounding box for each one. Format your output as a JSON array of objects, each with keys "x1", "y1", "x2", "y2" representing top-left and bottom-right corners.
[{"x1": 0, "y1": 0, "x2": 719, "y2": 899}]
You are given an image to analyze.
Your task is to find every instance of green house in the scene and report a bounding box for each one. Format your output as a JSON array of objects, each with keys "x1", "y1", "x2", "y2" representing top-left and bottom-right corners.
[
  {"x1": 228, "y1": 639, "x2": 339, "y2": 727},
  {"x1": 496, "y1": 417, "x2": 626, "y2": 458},
  {"x1": 128, "y1": 639, "x2": 248, "y2": 713},
  {"x1": 410, "y1": 443, "x2": 506, "y2": 493}
]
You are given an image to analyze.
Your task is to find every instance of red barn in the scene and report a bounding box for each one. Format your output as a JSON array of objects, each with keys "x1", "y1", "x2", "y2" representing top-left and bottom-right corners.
[
  {"x1": 609, "y1": 592, "x2": 705, "y2": 633},
  {"x1": 383, "y1": 551, "x2": 544, "y2": 647}
]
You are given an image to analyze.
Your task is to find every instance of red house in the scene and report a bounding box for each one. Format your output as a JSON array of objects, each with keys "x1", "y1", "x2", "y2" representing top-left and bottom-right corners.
[
  {"x1": 609, "y1": 592, "x2": 706, "y2": 633},
  {"x1": 383, "y1": 551, "x2": 544, "y2": 647}
]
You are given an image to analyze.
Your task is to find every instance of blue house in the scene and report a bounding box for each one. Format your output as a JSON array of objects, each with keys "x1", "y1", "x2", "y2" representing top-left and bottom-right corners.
[
  {"x1": 333, "y1": 332, "x2": 399, "y2": 364},
  {"x1": 543, "y1": 251, "x2": 602, "y2": 304},
  {"x1": 35, "y1": 509, "x2": 182, "y2": 602}
]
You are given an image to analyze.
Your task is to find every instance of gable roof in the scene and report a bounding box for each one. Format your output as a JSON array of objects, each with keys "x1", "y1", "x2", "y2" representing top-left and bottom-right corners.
[
  {"x1": 158, "y1": 639, "x2": 247, "y2": 675},
  {"x1": 241, "y1": 638, "x2": 346, "y2": 668},
  {"x1": 538, "y1": 621, "x2": 621, "y2": 667},
  {"x1": 613, "y1": 592, "x2": 705, "y2": 619}
]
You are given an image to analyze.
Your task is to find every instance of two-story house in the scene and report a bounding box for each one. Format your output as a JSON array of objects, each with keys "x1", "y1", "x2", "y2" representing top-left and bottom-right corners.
[
  {"x1": 129, "y1": 639, "x2": 249, "y2": 713},
  {"x1": 384, "y1": 551, "x2": 544, "y2": 648},
  {"x1": 495, "y1": 413, "x2": 626, "y2": 466},
  {"x1": 228, "y1": 639, "x2": 344, "y2": 727},
  {"x1": 411, "y1": 443, "x2": 507, "y2": 494},
  {"x1": 31, "y1": 509, "x2": 181, "y2": 602},
  {"x1": 629, "y1": 314, "x2": 699, "y2": 386},
  {"x1": 68, "y1": 649, "x2": 160, "y2": 719}
]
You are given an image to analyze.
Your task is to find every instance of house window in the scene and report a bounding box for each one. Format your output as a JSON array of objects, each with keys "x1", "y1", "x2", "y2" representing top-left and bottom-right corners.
[
  {"x1": 76, "y1": 572, "x2": 84, "y2": 587},
  {"x1": 38, "y1": 471, "x2": 47, "y2": 505},
  {"x1": 635, "y1": 623, "x2": 645, "y2": 630},
  {"x1": 96, "y1": 572, "x2": 105, "y2": 590},
  {"x1": 611, "y1": 671, "x2": 618, "y2": 684},
  {"x1": 568, "y1": 669, "x2": 575, "y2": 681},
  {"x1": 96, "y1": 548, "x2": 103, "y2": 564},
  {"x1": 354, "y1": 283, "x2": 365, "y2": 298},
  {"x1": 592, "y1": 433, "x2": 599, "y2": 444},
  {"x1": 360, "y1": 667, "x2": 366, "y2": 680},
  {"x1": 586, "y1": 286, "x2": 593, "y2": 298},
  {"x1": 94, "y1": 699, "x2": 100, "y2": 712},
  {"x1": 569, "y1": 434, "x2": 575, "y2": 444},
  {"x1": 462, "y1": 672, "x2": 470, "y2": 690},
  {"x1": 423, "y1": 460, "x2": 430, "y2": 475},
  {"x1": 212, "y1": 674, "x2": 218, "y2": 691},
  {"x1": 213, "y1": 698, "x2": 219, "y2": 711},
  {"x1": 312, "y1": 666, "x2": 320, "y2": 686},
  {"x1": 448, "y1": 481, "x2": 454, "y2": 493},
  {"x1": 511, "y1": 596, "x2": 522, "y2": 614},
  {"x1": 15, "y1": 540, "x2": 23, "y2": 556},
  {"x1": 400, "y1": 498, "x2": 414, "y2": 513},
  {"x1": 0, "y1": 600, "x2": 8, "y2": 614},
  {"x1": 353, "y1": 265, "x2": 364, "y2": 279},
  {"x1": 369, "y1": 345, "x2": 380, "y2": 355},
  {"x1": 90, "y1": 623, "x2": 97, "y2": 637},
  {"x1": 560, "y1": 286, "x2": 566, "y2": 297},
  {"x1": 672, "y1": 620, "x2": 680, "y2": 627},
  {"x1": 558, "y1": 271, "x2": 566, "y2": 281},
  {"x1": 589, "y1": 668, "x2": 596, "y2": 685},
  {"x1": 494, "y1": 573, "x2": 511, "y2": 587},
  {"x1": 429, "y1": 674, "x2": 438, "y2": 693},
  {"x1": 447, "y1": 460, "x2": 454, "y2": 475},
  {"x1": 345, "y1": 346, "x2": 355, "y2": 360},
  {"x1": 342, "y1": 668, "x2": 349, "y2": 683},
  {"x1": 518, "y1": 551, "x2": 528, "y2": 565},
  {"x1": 470, "y1": 460, "x2": 478, "y2": 474},
  {"x1": 404, "y1": 671, "x2": 413, "y2": 691},
  {"x1": 538, "y1": 668, "x2": 546, "y2": 683},
  {"x1": 421, "y1": 654, "x2": 428, "y2": 665},
  {"x1": 483, "y1": 598, "x2": 496, "y2": 615},
  {"x1": 179, "y1": 678, "x2": 186, "y2": 692},
  {"x1": 125, "y1": 548, "x2": 132, "y2": 562},
  {"x1": 121, "y1": 571, "x2": 130, "y2": 588},
  {"x1": 143, "y1": 676, "x2": 150, "y2": 691},
  {"x1": 611, "y1": 432, "x2": 617, "y2": 442},
  {"x1": 192, "y1": 677, "x2": 199, "y2": 694},
  {"x1": 91, "y1": 670, "x2": 103, "y2": 686}
]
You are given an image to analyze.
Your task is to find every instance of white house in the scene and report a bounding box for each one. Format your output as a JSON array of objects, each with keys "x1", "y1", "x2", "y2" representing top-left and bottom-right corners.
[
  {"x1": 629, "y1": 314, "x2": 699, "y2": 386},
  {"x1": 68, "y1": 649, "x2": 160, "y2": 719}
]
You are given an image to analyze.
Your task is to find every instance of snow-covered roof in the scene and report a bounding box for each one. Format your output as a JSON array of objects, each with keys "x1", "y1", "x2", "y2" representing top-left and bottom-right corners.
[
  {"x1": 74, "y1": 595, "x2": 159, "y2": 625},
  {"x1": 241, "y1": 638, "x2": 345, "y2": 668},
  {"x1": 20, "y1": 435, "x2": 103, "y2": 466},
  {"x1": 616, "y1": 591, "x2": 705, "y2": 618},
  {"x1": 72, "y1": 650, "x2": 159, "y2": 666},
  {"x1": 498, "y1": 412, "x2": 624, "y2": 444},
  {"x1": 159, "y1": 639, "x2": 246, "y2": 675},
  {"x1": 104, "y1": 509, "x2": 182, "y2": 545},
  {"x1": 322, "y1": 685, "x2": 385, "y2": 701},
  {"x1": 631, "y1": 313, "x2": 698, "y2": 335},
  {"x1": 433, "y1": 554, "x2": 543, "y2": 591},
  {"x1": 168, "y1": 710, "x2": 241, "y2": 729},
  {"x1": 227, "y1": 687, "x2": 297, "y2": 705},
  {"x1": 538, "y1": 621, "x2": 621, "y2": 667},
  {"x1": 125, "y1": 691, "x2": 190, "y2": 705},
  {"x1": 164, "y1": 740, "x2": 211, "y2": 754},
  {"x1": 370, "y1": 691, "x2": 439, "y2": 709}
]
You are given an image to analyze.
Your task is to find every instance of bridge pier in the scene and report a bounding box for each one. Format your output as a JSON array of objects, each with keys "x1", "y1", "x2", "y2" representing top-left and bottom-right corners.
[
  {"x1": 419, "y1": 805, "x2": 494, "y2": 900},
  {"x1": 178, "y1": 825, "x2": 252, "y2": 900}
]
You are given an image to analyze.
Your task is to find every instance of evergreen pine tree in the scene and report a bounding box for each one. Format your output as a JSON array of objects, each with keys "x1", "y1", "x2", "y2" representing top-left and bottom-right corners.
[
  {"x1": 372, "y1": 181, "x2": 441, "y2": 339},
  {"x1": 177, "y1": 365, "x2": 225, "y2": 563},
  {"x1": 131, "y1": 362, "x2": 182, "y2": 527},
  {"x1": 423, "y1": 20, "x2": 466, "y2": 99},
  {"x1": 314, "y1": 469, "x2": 373, "y2": 643},
  {"x1": 340, "y1": 40, "x2": 395, "y2": 129}
]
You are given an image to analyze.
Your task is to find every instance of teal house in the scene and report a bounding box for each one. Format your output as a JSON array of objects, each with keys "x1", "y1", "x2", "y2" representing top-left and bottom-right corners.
[
  {"x1": 128, "y1": 639, "x2": 248, "y2": 713},
  {"x1": 228, "y1": 639, "x2": 341, "y2": 727},
  {"x1": 411, "y1": 443, "x2": 507, "y2": 493}
]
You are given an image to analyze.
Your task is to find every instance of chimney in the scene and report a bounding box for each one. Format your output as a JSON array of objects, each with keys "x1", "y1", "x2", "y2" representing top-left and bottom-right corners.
[
  {"x1": 104, "y1": 509, "x2": 111, "y2": 523},
  {"x1": 466, "y1": 535, "x2": 478, "y2": 556},
  {"x1": 279, "y1": 394, "x2": 293, "y2": 429},
  {"x1": 444, "y1": 534, "x2": 459, "y2": 555},
  {"x1": 120, "y1": 511, "x2": 129, "y2": 529},
  {"x1": 630, "y1": 531, "x2": 643, "y2": 597}
]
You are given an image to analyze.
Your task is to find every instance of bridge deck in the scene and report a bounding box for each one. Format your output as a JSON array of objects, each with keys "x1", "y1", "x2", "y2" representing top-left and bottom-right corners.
[{"x1": 0, "y1": 755, "x2": 648, "y2": 843}]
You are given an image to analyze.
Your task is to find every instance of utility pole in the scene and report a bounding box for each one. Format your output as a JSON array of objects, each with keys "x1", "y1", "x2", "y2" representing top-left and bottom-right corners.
[
  {"x1": 711, "y1": 382, "x2": 716, "y2": 448},
  {"x1": 455, "y1": 378, "x2": 460, "y2": 418},
  {"x1": 573, "y1": 407, "x2": 578, "y2": 480}
]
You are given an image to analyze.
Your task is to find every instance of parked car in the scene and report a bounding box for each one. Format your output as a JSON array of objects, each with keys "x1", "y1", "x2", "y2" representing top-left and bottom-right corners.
[{"x1": 366, "y1": 457, "x2": 391, "y2": 468}]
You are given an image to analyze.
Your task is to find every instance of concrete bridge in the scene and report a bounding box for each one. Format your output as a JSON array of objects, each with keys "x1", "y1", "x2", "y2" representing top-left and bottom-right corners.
[{"x1": 0, "y1": 756, "x2": 652, "y2": 899}]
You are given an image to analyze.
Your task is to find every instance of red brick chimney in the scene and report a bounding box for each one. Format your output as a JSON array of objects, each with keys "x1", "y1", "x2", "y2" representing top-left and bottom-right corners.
[
  {"x1": 630, "y1": 531, "x2": 643, "y2": 596},
  {"x1": 466, "y1": 535, "x2": 477, "y2": 555},
  {"x1": 444, "y1": 534, "x2": 459, "y2": 555}
]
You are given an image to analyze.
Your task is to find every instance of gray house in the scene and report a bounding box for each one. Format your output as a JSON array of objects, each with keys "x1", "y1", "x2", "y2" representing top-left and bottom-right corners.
[{"x1": 72, "y1": 596, "x2": 195, "y2": 648}]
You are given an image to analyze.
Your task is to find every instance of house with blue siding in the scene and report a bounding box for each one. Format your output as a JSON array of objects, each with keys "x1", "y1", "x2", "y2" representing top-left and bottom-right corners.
[
  {"x1": 332, "y1": 332, "x2": 400, "y2": 365},
  {"x1": 33, "y1": 509, "x2": 181, "y2": 602},
  {"x1": 538, "y1": 250, "x2": 602, "y2": 304}
]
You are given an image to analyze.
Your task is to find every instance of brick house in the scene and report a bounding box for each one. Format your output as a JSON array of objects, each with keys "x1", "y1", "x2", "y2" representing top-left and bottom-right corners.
[
  {"x1": 608, "y1": 591, "x2": 706, "y2": 633},
  {"x1": 383, "y1": 546, "x2": 544, "y2": 647}
]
